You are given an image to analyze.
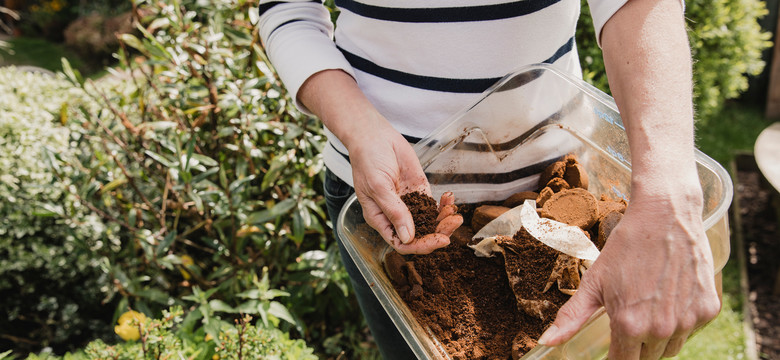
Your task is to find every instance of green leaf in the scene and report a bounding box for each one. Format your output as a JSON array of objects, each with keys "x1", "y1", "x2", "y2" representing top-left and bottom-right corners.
[
  {"x1": 156, "y1": 230, "x2": 177, "y2": 256},
  {"x1": 268, "y1": 301, "x2": 297, "y2": 326},
  {"x1": 137, "y1": 121, "x2": 177, "y2": 131},
  {"x1": 100, "y1": 177, "x2": 127, "y2": 194},
  {"x1": 191, "y1": 167, "x2": 220, "y2": 184},
  {"x1": 118, "y1": 33, "x2": 146, "y2": 53},
  {"x1": 190, "y1": 153, "x2": 218, "y2": 167},
  {"x1": 189, "y1": 190, "x2": 204, "y2": 213},
  {"x1": 223, "y1": 27, "x2": 252, "y2": 47},
  {"x1": 60, "y1": 58, "x2": 83, "y2": 86},
  {"x1": 291, "y1": 210, "x2": 305, "y2": 245},
  {"x1": 208, "y1": 299, "x2": 237, "y2": 313},
  {"x1": 145, "y1": 150, "x2": 176, "y2": 167},
  {"x1": 136, "y1": 288, "x2": 170, "y2": 305},
  {"x1": 261, "y1": 156, "x2": 286, "y2": 190},
  {"x1": 247, "y1": 198, "x2": 296, "y2": 224},
  {"x1": 228, "y1": 174, "x2": 256, "y2": 193}
]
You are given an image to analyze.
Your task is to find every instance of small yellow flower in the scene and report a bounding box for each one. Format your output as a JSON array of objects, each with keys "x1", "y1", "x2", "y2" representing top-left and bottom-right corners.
[
  {"x1": 212, "y1": 355, "x2": 220, "y2": 360},
  {"x1": 236, "y1": 225, "x2": 261, "y2": 238},
  {"x1": 114, "y1": 310, "x2": 147, "y2": 341},
  {"x1": 205, "y1": 333, "x2": 213, "y2": 342},
  {"x1": 180, "y1": 254, "x2": 195, "y2": 280}
]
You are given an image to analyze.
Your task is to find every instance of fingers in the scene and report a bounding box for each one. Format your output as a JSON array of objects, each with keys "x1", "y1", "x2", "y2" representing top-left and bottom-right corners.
[
  {"x1": 608, "y1": 329, "x2": 642, "y2": 360},
  {"x1": 640, "y1": 339, "x2": 669, "y2": 360},
  {"x1": 436, "y1": 204, "x2": 458, "y2": 222},
  {"x1": 662, "y1": 334, "x2": 689, "y2": 358},
  {"x1": 368, "y1": 184, "x2": 416, "y2": 245},
  {"x1": 439, "y1": 191, "x2": 455, "y2": 210},
  {"x1": 538, "y1": 276, "x2": 602, "y2": 346},
  {"x1": 436, "y1": 214, "x2": 463, "y2": 236},
  {"x1": 396, "y1": 233, "x2": 450, "y2": 255},
  {"x1": 358, "y1": 195, "x2": 403, "y2": 247}
]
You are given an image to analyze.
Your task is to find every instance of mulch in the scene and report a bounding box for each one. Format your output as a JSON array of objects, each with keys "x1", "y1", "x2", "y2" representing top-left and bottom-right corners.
[{"x1": 735, "y1": 160, "x2": 780, "y2": 360}]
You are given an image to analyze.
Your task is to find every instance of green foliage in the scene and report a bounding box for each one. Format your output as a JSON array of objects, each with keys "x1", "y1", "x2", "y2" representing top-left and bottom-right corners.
[
  {"x1": 0, "y1": 67, "x2": 116, "y2": 354},
  {"x1": 0, "y1": 36, "x2": 86, "y2": 73},
  {"x1": 576, "y1": 0, "x2": 772, "y2": 124},
  {"x1": 52, "y1": 0, "x2": 364, "y2": 356},
  {"x1": 10, "y1": 307, "x2": 317, "y2": 360}
]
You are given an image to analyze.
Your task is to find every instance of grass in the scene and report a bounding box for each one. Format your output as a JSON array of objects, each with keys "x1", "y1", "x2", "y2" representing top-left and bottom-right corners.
[
  {"x1": 0, "y1": 36, "x2": 84, "y2": 72},
  {"x1": 669, "y1": 101, "x2": 775, "y2": 360},
  {"x1": 0, "y1": 36, "x2": 109, "y2": 78},
  {"x1": 695, "y1": 102, "x2": 775, "y2": 166}
]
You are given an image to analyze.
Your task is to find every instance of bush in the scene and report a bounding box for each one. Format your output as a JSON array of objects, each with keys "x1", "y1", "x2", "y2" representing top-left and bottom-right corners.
[
  {"x1": 3, "y1": 307, "x2": 317, "y2": 360},
  {"x1": 54, "y1": 0, "x2": 368, "y2": 356},
  {"x1": 0, "y1": 67, "x2": 116, "y2": 354},
  {"x1": 576, "y1": 0, "x2": 772, "y2": 124}
]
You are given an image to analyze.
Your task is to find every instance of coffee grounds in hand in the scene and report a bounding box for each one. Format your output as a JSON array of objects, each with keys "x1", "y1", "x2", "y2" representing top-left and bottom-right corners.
[{"x1": 402, "y1": 191, "x2": 439, "y2": 237}]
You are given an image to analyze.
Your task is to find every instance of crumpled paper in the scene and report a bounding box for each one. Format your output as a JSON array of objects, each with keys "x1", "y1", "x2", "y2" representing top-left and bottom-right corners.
[
  {"x1": 468, "y1": 199, "x2": 600, "y2": 321},
  {"x1": 472, "y1": 200, "x2": 599, "y2": 262}
]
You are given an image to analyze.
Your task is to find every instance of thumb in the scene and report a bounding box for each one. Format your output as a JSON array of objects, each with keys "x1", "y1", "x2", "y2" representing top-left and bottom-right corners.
[{"x1": 538, "y1": 280, "x2": 602, "y2": 346}]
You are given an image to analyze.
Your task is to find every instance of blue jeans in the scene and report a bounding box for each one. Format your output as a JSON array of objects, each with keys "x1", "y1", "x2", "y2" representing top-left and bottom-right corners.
[{"x1": 323, "y1": 169, "x2": 416, "y2": 360}]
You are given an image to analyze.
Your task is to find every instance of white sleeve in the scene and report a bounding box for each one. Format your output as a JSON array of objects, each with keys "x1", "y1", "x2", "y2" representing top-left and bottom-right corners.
[
  {"x1": 258, "y1": 0, "x2": 356, "y2": 114},
  {"x1": 586, "y1": 0, "x2": 685, "y2": 47}
]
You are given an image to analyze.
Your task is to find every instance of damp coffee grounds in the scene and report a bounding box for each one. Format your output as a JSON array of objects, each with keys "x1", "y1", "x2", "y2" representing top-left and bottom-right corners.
[{"x1": 401, "y1": 191, "x2": 439, "y2": 237}]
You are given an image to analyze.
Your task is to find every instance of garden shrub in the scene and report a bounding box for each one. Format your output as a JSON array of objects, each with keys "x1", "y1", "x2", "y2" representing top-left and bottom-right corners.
[
  {"x1": 53, "y1": 0, "x2": 367, "y2": 356},
  {"x1": 0, "y1": 67, "x2": 116, "y2": 354},
  {"x1": 576, "y1": 0, "x2": 772, "y2": 124},
  {"x1": 2, "y1": 307, "x2": 317, "y2": 360}
]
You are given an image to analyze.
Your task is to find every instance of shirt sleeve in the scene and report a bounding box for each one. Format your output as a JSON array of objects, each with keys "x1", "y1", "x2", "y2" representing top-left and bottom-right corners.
[
  {"x1": 258, "y1": 0, "x2": 356, "y2": 114},
  {"x1": 587, "y1": 0, "x2": 685, "y2": 47}
]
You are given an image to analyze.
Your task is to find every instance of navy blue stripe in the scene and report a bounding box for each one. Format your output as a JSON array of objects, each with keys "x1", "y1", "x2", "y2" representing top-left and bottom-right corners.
[
  {"x1": 327, "y1": 92, "x2": 581, "y2": 185},
  {"x1": 542, "y1": 36, "x2": 575, "y2": 65},
  {"x1": 258, "y1": 0, "x2": 319, "y2": 16},
  {"x1": 331, "y1": 134, "x2": 421, "y2": 164},
  {"x1": 335, "y1": 0, "x2": 561, "y2": 23},
  {"x1": 338, "y1": 46, "x2": 501, "y2": 93},
  {"x1": 338, "y1": 36, "x2": 574, "y2": 93},
  {"x1": 426, "y1": 158, "x2": 557, "y2": 185},
  {"x1": 269, "y1": 19, "x2": 304, "y2": 36}
]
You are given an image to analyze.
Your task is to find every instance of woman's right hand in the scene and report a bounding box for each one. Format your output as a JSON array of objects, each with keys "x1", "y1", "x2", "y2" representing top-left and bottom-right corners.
[
  {"x1": 348, "y1": 123, "x2": 460, "y2": 254},
  {"x1": 299, "y1": 69, "x2": 458, "y2": 254}
]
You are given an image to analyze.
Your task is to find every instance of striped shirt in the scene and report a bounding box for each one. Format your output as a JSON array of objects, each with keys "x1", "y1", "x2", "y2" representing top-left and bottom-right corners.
[{"x1": 258, "y1": 0, "x2": 628, "y2": 191}]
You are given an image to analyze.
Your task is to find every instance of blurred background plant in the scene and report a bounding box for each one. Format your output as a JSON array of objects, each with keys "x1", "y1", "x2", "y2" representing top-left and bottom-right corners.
[
  {"x1": 0, "y1": 66, "x2": 117, "y2": 355},
  {"x1": 0, "y1": 307, "x2": 318, "y2": 360},
  {"x1": 13, "y1": 0, "x2": 368, "y2": 357},
  {"x1": 576, "y1": 0, "x2": 773, "y2": 125}
]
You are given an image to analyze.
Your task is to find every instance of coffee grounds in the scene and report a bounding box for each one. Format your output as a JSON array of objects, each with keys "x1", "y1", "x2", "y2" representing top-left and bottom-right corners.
[
  {"x1": 402, "y1": 191, "x2": 439, "y2": 237},
  {"x1": 387, "y1": 155, "x2": 623, "y2": 359},
  {"x1": 500, "y1": 229, "x2": 570, "y2": 323},
  {"x1": 399, "y1": 243, "x2": 550, "y2": 360}
]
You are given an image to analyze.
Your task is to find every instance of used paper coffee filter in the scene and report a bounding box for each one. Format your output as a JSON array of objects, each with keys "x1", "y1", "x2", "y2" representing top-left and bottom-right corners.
[
  {"x1": 469, "y1": 199, "x2": 599, "y2": 321},
  {"x1": 471, "y1": 200, "x2": 600, "y2": 262}
]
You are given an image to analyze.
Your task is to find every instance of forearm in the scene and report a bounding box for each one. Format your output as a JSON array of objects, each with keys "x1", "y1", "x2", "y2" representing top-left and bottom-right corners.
[
  {"x1": 298, "y1": 69, "x2": 397, "y2": 151},
  {"x1": 601, "y1": 0, "x2": 702, "y2": 204},
  {"x1": 258, "y1": 1, "x2": 355, "y2": 114}
]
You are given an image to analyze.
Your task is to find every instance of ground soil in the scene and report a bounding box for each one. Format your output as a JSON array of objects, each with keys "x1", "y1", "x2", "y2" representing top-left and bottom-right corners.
[
  {"x1": 388, "y1": 155, "x2": 621, "y2": 359},
  {"x1": 736, "y1": 167, "x2": 780, "y2": 359},
  {"x1": 402, "y1": 191, "x2": 440, "y2": 237}
]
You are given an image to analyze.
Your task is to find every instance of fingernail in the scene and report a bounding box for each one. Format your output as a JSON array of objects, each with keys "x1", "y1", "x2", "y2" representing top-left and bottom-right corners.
[
  {"x1": 538, "y1": 324, "x2": 558, "y2": 345},
  {"x1": 398, "y1": 225, "x2": 412, "y2": 244}
]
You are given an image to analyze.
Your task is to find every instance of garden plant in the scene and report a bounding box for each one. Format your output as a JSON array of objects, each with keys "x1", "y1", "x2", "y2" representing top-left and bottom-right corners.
[{"x1": 0, "y1": 0, "x2": 773, "y2": 357}]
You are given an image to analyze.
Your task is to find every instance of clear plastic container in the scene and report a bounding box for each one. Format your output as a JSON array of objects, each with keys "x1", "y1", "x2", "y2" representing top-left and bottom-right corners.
[{"x1": 337, "y1": 63, "x2": 733, "y2": 360}]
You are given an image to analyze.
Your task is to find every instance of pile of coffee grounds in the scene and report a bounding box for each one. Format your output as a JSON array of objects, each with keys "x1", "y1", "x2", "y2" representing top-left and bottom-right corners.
[
  {"x1": 387, "y1": 154, "x2": 626, "y2": 359},
  {"x1": 398, "y1": 244, "x2": 546, "y2": 359},
  {"x1": 501, "y1": 229, "x2": 570, "y2": 321},
  {"x1": 401, "y1": 191, "x2": 440, "y2": 237}
]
